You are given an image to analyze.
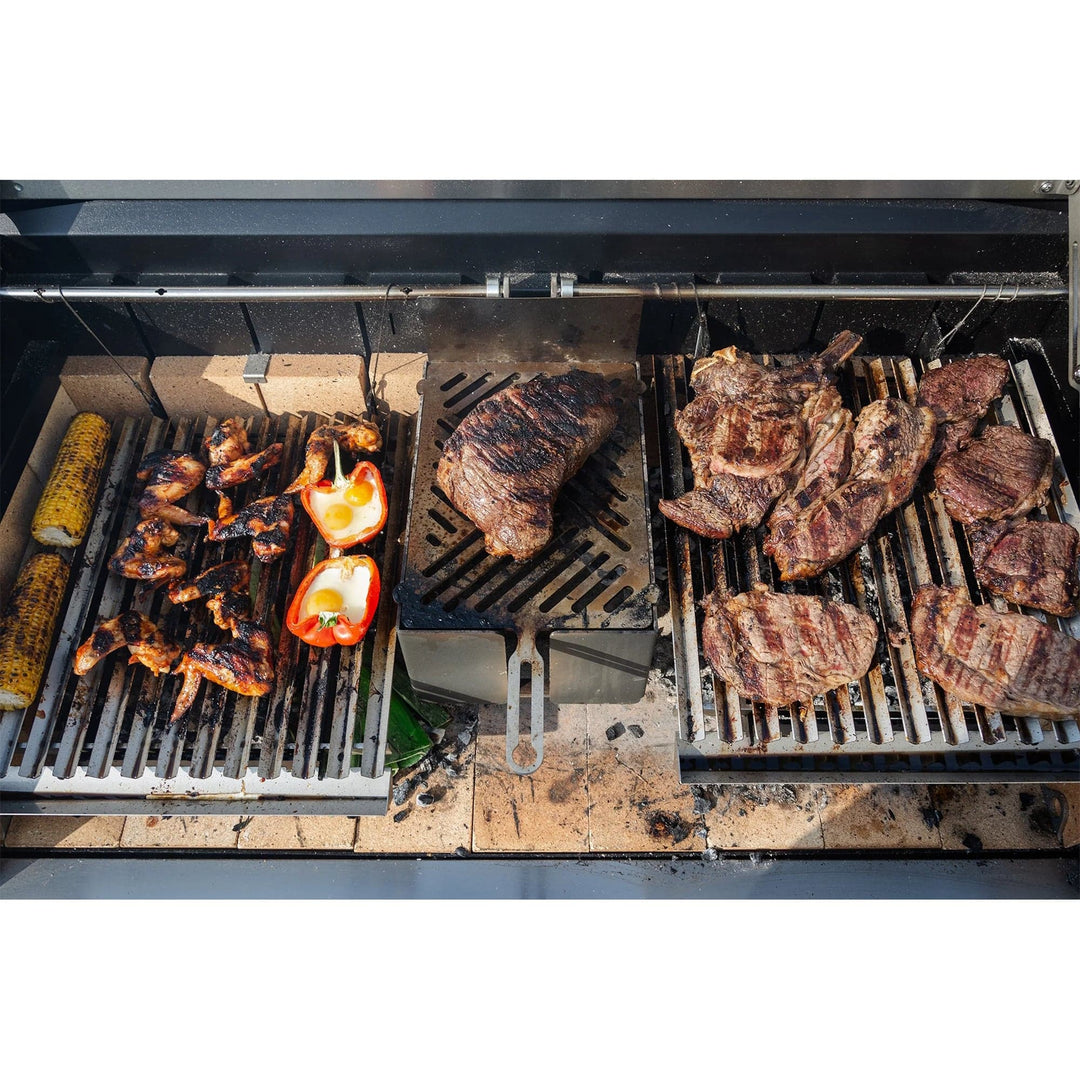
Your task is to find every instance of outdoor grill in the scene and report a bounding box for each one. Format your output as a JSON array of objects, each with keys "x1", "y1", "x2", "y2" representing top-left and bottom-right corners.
[{"x1": 1, "y1": 180, "x2": 1077, "y2": 819}]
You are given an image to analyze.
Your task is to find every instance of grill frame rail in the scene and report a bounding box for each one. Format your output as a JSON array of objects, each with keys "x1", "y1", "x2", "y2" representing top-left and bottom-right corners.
[
  {"x1": 658, "y1": 342, "x2": 1080, "y2": 786},
  {"x1": 0, "y1": 408, "x2": 407, "y2": 815}
]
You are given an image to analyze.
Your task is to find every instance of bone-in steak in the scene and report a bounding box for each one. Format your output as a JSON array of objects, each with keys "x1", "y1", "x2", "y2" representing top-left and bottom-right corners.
[
  {"x1": 702, "y1": 584, "x2": 879, "y2": 704},
  {"x1": 436, "y1": 369, "x2": 618, "y2": 561},
  {"x1": 765, "y1": 397, "x2": 936, "y2": 580},
  {"x1": 934, "y1": 424, "x2": 1053, "y2": 524},
  {"x1": 917, "y1": 354, "x2": 1009, "y2": 457},
  {"x1": 967, "y1": 517, "x2": 1080, "y2": 617},
  {"x1": 911, "y1": 585, "x2": 1080, "y2": 717},
  {"x1": 658, "y1": 332, "x2": 862, "y2": 540}
]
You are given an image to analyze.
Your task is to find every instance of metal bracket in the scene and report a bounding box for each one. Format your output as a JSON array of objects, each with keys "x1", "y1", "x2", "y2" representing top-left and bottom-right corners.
[
  {"x1": 243, "y1": 352, "x2": 270, "y2": 384},
  {"x1": 558, "y1": 273, "x2": 576, "y2": 298}
]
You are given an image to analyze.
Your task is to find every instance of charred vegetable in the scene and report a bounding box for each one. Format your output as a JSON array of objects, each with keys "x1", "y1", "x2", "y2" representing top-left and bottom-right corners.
[
  {"x1": 286, "y1": 554, "x2": 380, "y2": 648},
  {"x1": 300, "y1": 438, "x2": 387, "y2": 550},
  {"x1": 31, "y1": 412, "x2": 111, "y2": 548},
  {"x1": 0, "y1": 552, "x2": 70, "y2": 709}
]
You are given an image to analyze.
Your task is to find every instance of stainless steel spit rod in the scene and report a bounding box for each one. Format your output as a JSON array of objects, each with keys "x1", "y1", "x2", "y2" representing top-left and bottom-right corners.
[{"x1": 0, "y1": 283, "x2": 1068, "y2": 302}]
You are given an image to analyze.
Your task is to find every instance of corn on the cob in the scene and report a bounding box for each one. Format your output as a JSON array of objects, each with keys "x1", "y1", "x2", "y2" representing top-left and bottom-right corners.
[
  {"x1": 31, "y1": 412, "x2": 111, "y2": 548},
  {"x1": 0, "y1": 552, "x2": 70, "y2": 710}
]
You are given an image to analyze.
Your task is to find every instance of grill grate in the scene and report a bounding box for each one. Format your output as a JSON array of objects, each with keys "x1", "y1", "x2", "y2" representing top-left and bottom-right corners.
[
  {"x1": 0, "y1": 409, "x2": 404, "y2": 812},
  {"x1": 396, "y1": 359, "x2": 655, "y2": 634},
  {"x1": 658, "y1": 343, "x2": 1080, "y2": 784}
]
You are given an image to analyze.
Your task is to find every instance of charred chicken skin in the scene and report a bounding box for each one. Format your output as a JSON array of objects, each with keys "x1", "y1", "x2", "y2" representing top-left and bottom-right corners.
[
  {"x1": 168, "y1": 559, "x2": 253, "y2": 629},
  {"x1": 167, "y1": 559, "x2": 251, "y2": 606},
  {"x1": 207, "y1": 494, "x2": 295, "y2": 563},
  {"x1": 108, "y1": 517, "x2": 188, "y2": 583},
  {"x1": 170, "y1": 620, "x2": 275, "y2": 722},
  {"x1": 284, "y1": 420, "x2": 382, "y2": 494},
  {"x1": 73, "y1": 611, "x2": 181, "y2": 677},
  {"x1": 135, "y1": 449, "x2": 210, "y2": 526},
  {"x1": 202, "y1": 418, "x2": 284, "y2": 517}
]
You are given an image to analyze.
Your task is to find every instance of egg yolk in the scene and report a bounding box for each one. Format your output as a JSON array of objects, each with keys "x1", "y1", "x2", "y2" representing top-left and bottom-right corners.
[
  {"x1": 322, "y1": 502, "x2": 354, "y2": 531},
  {"x1": 306, "y1": 587, "x2": 344, "y2": 617},
  {"x1": 345, "y1": 480, "x2": 375, "y2": 507}
]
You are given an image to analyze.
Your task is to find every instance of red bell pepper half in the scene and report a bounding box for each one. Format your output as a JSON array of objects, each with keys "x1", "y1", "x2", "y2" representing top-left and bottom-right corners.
[
  {"x1": 300, "y1": 442, "x2": 387, "y2": 550},
  {"x1": 286, "y1": 554, "x2": 380, "y2": 648}
]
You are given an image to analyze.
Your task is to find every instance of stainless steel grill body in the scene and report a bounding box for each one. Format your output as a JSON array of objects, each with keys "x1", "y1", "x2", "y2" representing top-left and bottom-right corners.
[
  {"x1": 658, "y1": 344, "x2": 1080, "y2": 784},
  {"x1": 0, "y1": 410, "x2": 403, "y2": 814}
]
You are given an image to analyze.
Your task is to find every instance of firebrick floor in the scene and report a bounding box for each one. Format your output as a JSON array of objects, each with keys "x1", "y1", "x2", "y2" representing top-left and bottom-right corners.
[{"x1": 3, "y1": 664, "x2": 1077, "y2": 856}]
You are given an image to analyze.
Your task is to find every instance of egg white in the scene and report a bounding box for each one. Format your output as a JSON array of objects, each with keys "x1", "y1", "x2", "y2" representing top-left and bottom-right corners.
[
  {"x1": 307, "y1": 484, "x2": 382, "y2": 542},
  {"x1": 302, "y1": 562, "x2": 373, "y2": 622}
]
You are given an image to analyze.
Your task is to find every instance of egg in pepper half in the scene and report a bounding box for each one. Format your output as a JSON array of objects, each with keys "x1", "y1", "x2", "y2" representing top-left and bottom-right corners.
[
  {"x1": 300, "y1": 440, "x2": 387, "y2": 550},
  {"x1": 286, "y1": 554, "x2": 380, "y2": 648}
]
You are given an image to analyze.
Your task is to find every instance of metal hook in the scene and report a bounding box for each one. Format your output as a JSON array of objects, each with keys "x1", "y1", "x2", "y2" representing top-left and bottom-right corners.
[
  {"x1": 690, "y1": 279, "x2": 709, "y2": 360},
  {"x1": 935, "y1": 283, "x2": 988, "y2": 358}
]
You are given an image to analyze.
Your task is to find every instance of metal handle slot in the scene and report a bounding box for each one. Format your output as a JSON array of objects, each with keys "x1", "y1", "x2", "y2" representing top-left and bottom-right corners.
[{"x1": 506, "y1": 628, "x2": 545, "y2": 775}]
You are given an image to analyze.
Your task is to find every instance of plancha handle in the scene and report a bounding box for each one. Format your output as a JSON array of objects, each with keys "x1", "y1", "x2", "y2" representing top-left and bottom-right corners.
[{"x1": 505, "y1": 627, "x2": 545, "y2": 775}]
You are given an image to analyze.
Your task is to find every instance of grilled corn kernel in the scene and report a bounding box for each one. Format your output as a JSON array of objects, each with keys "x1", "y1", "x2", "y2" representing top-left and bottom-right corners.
[
  {"x1": 0, "y1": 552, "x2": 70, "y2": 710},
  {"x1": 31, "y1": 412, "x2": 111, "y2": 549}
]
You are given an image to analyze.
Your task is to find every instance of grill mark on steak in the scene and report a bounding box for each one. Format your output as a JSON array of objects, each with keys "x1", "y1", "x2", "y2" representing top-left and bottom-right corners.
[
  {"x1": 765, "y1": 397, "x2": 936, "y2": 580},
  {"x1": 967, "y1": 517, "x2": 1080, "y2": 617},
  {"x1": 911, "y1": 585, "x2": 1080, "y2": 718},
  {"x1": 436, "y1": 369, "x2": 618, "y2": 561},
  {"x1": 934, "y1": 424, "x2": 1054, "y2": 524},
  {"x1": 702, "y1": 584, "x2": 879, "y2": 705},
  {"x1": 917, "y1": 354, "x2": 1009, "y2": 458}
]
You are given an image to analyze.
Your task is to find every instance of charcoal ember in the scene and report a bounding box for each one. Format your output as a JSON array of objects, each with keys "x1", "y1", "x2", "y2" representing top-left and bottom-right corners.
[
  {"x1": 416, "y1": 791, "x2": 436, "y2": 807},
  {"x1": 627, "y1": 724, "x2": 645, "y2": 739},
  {"x1": 606, "y1": 722, "x2": 626, "y2": 741}
]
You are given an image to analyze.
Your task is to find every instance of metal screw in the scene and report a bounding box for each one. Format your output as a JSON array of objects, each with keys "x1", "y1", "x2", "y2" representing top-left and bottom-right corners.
[
  {"x1": 1039, "y1": 181, "x2": 1054, "y2": 193},
  {"x1": 12, "y1": 183, "x2": 22, "y2": 193},
  {"x1": 1065, "y1": 180, "x2": 1078, "y2": 191}
]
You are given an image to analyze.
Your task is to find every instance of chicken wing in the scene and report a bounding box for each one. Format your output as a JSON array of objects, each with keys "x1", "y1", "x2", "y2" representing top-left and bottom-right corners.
[
  {"x1": 73, "y1": 611, "x2": 181, "y2": 677},
  {"x1": 136, "y1": 449, "x2": 210, "y2": 526},
  {"x1": 171, "y1": 620, "x2": 275, "y2": 722},
  {"x1": 204, "y1": 443, "x2": 283, "y2": 493},
  {"x1": 284, "y1": 420, "x2": 382, "y2": 493},
  {"x1": 167, "y1": 558, "x2": 252, "y2": 629},
  {"x1": 167, "y1": 559, "x2": 250, "y2": 605},
  {"x1": 108, "y1": 517, "x2": 188, "y2": 583},
  {"x1": 207, "y1": 494, "x2": 294, "y2": 563}
]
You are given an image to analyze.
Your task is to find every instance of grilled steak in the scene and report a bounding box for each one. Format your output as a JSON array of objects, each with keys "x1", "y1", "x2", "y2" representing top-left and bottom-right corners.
[
  {"x1": 917, "y1": 354, "x2": 1009, "y2": 457},
  {"x1": 765, "y1": 397, "x2": 936, "y2": 580},
  {"x1": 702, "y1": 584, "x2": 878, "y2": 704},
  {"x1": 764, "y1": 387, "x2": 854, "y2": 546},
  {"x1": 659, "y1": 332, "x2": 862, "y2": 540},
  {"x1": 934, "y1": 424, "x2": 1053, "y2": 524},
  {"x1": 967, "y1": 517, "x2": 1080, "y2": 617},
  {"x1": 911, "y1": 585, "x2": 1080, "y2": 717},
  {"x1": 436, "y1": 369, "x2": 618, "y2": 560},
  {"x1": 658, "y1": 471, "x2": 792, "y2": 540},
  {"x1": 689, "y1": 330, "x2": 862, "y2": 400}
]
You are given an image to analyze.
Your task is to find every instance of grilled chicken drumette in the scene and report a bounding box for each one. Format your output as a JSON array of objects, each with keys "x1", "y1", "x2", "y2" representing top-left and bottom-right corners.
[
  {"x1": 207, "y1": 494, "x2": 294, "y2": 562},
  {"x1": 203, "y1": 418, "x2": 283, "y2": 516},
  {"x1": 136, "y1": 449, "x2": 210, "y2": 526},
  {"x1": 168, "y1": 559, "x2": 253, "y2": 629},
  {"x1": 73, "y1": 611, "x2": 181, "y2": 677},
  {"x1": 167, "y1": 559, "x2": 250, "y2": 606},
  {"x1": 171, "y1": 620, "x2": 275, "y2": 722},
  {"x1": 284, "y1": 420, "x2": 382, "y2": 493},
  {"x1": 108, "y1": 517, "x2": 188, "y2": 583}
]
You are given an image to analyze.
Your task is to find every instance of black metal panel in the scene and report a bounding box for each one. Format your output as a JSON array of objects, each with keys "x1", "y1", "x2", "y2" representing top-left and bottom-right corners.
[{"x1": 1, "y1": 198, "x2": 1068, "y2": 281}]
